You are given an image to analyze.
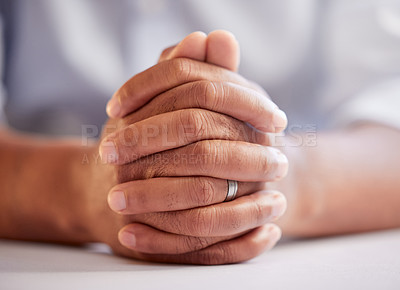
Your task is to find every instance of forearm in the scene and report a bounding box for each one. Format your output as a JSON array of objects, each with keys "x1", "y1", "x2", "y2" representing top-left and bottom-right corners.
[
  {"x1": 278, "y1": 124, "x2": 400, "y2": 237},
  {"x1": 0, "y1": 128, "x2": 95, "y2": 244}
]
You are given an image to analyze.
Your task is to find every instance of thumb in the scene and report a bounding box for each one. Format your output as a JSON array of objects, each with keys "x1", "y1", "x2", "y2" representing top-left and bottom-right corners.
[
  {"x1": 158, "y1": 31, "x2": 207, "y2": 63},
  {"x1": 159, "y1": 30, "x2": 240, "y2": 72},
  {"x1": 206, "y1": 30, "x2": 240, "y2": 72}
]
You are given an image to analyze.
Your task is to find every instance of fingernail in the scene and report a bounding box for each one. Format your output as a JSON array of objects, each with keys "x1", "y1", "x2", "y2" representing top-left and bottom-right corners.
[
  {"x1": 119, "y1": 231, "x2": 136, "y2": 249},
  {"x1": 269, "y1": 193, "x2": 287, "y2": 220},
  {"x1": 272, "y1": 109, "x2": 287, "y2": 132},
  {"x1": 269, "y1": 147, "x2": 289, "y2": 180},
  {"x1": 106, "y1": 97, "x2": 121, "y2": 118},
  {"x1": 108, "y1": 191, "x2": 126, "y2": 212},
  {"x1": 99, "y1": 141, "x2": 118, "y2": 163},
  {"x1": 192, "y1": 31, "x2": 207, "y2": 37},
  {"x1": 268, "y1": 225, "x2": 282, "y2": 242}
]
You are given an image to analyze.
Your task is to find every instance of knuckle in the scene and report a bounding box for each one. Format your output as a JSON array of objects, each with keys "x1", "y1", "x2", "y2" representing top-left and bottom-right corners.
[
  {"x1": 181, "y1": 236, "x2": 210, "y2": 253},
  {"x1": 142, "y1": 211, "x2": 182, "y2": 233},
  {"x1": 219, "y1": 116, "x2": 242, "y2": 140},
  {"x1": 198, "y1": 251, "x2": 221, "y2": 265},
  {"x1": 187, "y1": 208, "x2": 215, "y2": 236},
  {"x1": 208, "y1": 81, "x2": 226, "y2": 111},
  {"x1": 190, "y1": 178, "x2": 216, "y2": 206},
  {"x1": 193, "y1": 81, "x2": 219, "y2": 110},
  {"x1": 199, "y1": 110, "x2": 243, "y2": 143},
  {"x1": 167, "y1": 58, "x2": 192, "y2": 82},
  {"x1": 217, "y1": 244, "x2": 236, "y2": 264},
  {"x1": 191, "y1": 140, "x2": 214, "y2": 156},
  {"x1": 205, "y1": 244, "x2": 236, "y2": 265},
  {"x1": 178, "y1": 110, "x2": 208, "y2": 142},
  {"x1": 190, "y1": 141, "x2": 218, "y2": 174}
]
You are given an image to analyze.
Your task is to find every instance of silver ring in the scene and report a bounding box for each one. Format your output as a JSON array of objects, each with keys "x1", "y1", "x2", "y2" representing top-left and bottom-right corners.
[{"x1": 225, "y1": 180, "x2": 238, "y2": 202}]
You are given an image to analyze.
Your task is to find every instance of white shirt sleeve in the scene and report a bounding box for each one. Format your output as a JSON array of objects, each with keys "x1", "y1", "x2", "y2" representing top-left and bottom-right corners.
[
  {"x1": 332, "y1": 78, "x2": 400, "y2": 130},
  {"x1": 323, "y1": 1, "x2": 400, "y2": 130}
]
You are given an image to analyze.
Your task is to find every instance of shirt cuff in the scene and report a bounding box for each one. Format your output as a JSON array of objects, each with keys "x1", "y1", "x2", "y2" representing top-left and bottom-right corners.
[{"x1": 330, "y1": 78, "x2": 400, "y2": 131}]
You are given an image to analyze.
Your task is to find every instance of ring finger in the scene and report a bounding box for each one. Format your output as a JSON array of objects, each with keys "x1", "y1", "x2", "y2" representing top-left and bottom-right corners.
[{"x1": 108, "y1": 177, "x2": 266, "y2": 214}]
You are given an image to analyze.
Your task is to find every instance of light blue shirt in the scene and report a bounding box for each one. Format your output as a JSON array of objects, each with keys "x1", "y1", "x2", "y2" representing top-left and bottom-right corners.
[{"x1": 1, "y1": 0, "x2": 400, "y2": 136}]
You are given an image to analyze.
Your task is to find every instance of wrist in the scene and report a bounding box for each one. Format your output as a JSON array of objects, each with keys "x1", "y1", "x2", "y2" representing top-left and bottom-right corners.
[
  {"x1": 271, "y1": 137, "x2": 319, "y2": 237},
  {"x1": 0, "y1": 131, "x2": 101, "y2": 244},
  {"x1": 76, "y1": 142, "x2": 118, "y2": 244},
  {"x1": 65, "y1": 143, "x2": 99, "y2": 242}
]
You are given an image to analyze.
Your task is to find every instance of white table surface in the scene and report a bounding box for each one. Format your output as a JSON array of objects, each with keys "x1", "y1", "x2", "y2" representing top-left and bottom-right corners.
[{"x1": 1, "y1": 229, "x2": 400, "y2": 290}]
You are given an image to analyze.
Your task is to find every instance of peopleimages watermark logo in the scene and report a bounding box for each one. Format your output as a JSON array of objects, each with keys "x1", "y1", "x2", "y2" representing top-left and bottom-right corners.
[
  {"x1": 81, "y1": 123, "x2": 318, "y2": 148},
  {"x1": 270, "y1": 124, "x2": 318, "y2": 147},
  {"x1": 80, "y1": 123, "x2": 317, "y2": 165}
]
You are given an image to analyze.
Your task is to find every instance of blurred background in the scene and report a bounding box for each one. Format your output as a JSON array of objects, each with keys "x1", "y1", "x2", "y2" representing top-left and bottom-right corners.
[{"x1": 1, "y1": 0, "x2": 400, "y2": 136}]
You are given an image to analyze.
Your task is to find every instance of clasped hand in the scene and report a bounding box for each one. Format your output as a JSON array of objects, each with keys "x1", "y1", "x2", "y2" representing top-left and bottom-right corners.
[{"x1": 91, "y1": 31, "x2": 288, "y2": 264}]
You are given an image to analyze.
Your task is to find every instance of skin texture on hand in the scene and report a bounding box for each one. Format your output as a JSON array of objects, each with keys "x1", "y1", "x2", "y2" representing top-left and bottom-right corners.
[
  {"x1": 94, "y1": 30, "x2": 288, "y2": 264},
  {"x1": 95, "y1": 30, "x2": 400, "y2": 263},
  {"x1": 106, "y1": 31, "x2": 268, "y2": 120},
  {"x1": 158, "y1": 30, "x2": 240, "y2": 71},
  {"x1": 0, "y1": 30, "x2": 289, "y2": 265},
  {"x1": 2, "y1": 31, "x2": 400, "y2": 266}
]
